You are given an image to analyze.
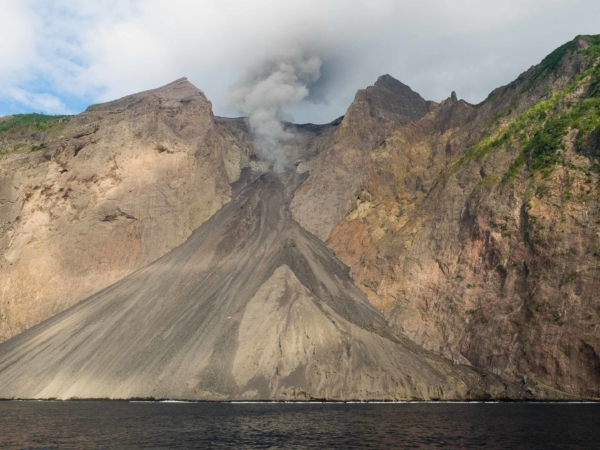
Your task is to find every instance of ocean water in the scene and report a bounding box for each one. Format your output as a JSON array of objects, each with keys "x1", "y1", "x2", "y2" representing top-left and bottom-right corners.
[{"x1": 1, "y1": 401, "x2": 599, "y2": 449}]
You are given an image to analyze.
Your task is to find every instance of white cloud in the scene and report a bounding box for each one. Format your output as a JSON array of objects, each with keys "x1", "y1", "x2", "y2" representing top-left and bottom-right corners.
[
  {"x1": 0, "y1": 1, "x2": 38, "y2": 84},
  {"x1": 1, "y1": 0, "x2": 599, "y2": 120},
  {"x1": 3, "y1": 88, "x2": 69, "y2": 114}
]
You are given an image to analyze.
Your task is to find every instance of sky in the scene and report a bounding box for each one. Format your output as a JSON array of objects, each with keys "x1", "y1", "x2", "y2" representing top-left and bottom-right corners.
[{"x1": 1, "y1": 0, "x2": 599, "y2": 124}]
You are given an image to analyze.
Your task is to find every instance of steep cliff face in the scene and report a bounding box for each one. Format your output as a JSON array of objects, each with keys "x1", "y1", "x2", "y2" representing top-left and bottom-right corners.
[
  {"x1": 327, "y1": 35, "x2": 600, "y2": 398},
  {"x1": 0, "y1": 78, "x2": 249, "y2": 342},
  {"x1": 291, "y1": 76, "x2": 429, "y2": 240}
]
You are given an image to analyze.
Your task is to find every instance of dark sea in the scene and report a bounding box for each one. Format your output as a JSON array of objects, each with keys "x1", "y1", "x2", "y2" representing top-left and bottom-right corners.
[{"x1": 1, "y1": 401, "x2": 599, "y2": 449}]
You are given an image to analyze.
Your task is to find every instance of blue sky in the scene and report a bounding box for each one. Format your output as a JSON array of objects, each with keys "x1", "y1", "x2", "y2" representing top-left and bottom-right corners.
[{"x1": 1, "y1": 0, "x2": 599, "y2": 123}]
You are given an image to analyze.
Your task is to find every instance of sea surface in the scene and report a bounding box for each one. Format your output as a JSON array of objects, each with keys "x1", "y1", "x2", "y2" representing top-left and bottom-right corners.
[{"x1": 0, "y1": 401, "x2": 599, "y2": 449}]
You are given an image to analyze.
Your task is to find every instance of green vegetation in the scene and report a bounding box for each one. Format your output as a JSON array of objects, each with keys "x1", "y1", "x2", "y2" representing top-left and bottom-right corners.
[
  {"x1": 535, "y1": 184, "x2": 551, "y2": 199},
  {"x1": 487, "y1": 101, "x2": 518, "y2": 127},
  {"x1": 477, "y1": 175, "x2": 499, "y2": 187},
  {"x1": 0, "y1": 114, "x2": 70, "y2": 158},
  {"x1": 529, "y1": 35, "x2": 600, "y2": 86},
  {"x1": 454, "y1": 35, "x2": 600, "y2": 183},
  {"x1": 0, "y1": 143, "x2": 23, "y2": 156},
  {"x1": 461, "y1": 132, "x2": 511, "y2": 163},
  {"x1": 530, "y1": 40, "x2": 578, "y2": 84},
  {"x1": 30, "y1": 142, "x2": 46, "y2": 152},
  {"x1": 502, "y1": 98, "x2": 600, "y2": 182},
  {"x1": 565, "y1": 271, "x2": 579, "y2": 283},
  {"x1": 0, "y1": 113, "x2": 70, "y2": 135}
]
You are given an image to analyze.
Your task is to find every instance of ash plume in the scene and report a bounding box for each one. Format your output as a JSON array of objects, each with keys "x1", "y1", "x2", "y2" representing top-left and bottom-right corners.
[{"x1": 229, "y1": 51, "x2": 322, "y2": 171}]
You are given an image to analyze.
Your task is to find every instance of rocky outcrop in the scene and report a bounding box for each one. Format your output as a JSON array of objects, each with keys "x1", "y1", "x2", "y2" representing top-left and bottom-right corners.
[
  {"x1": 0, "y1": 171, "x2": 527, "y2": 401},
  {"x1": 326, "y1": 35, "x2": 600, "y2": 399},
  {"x1": 291, "y1": 76, "x2": 429, "y2": 240},
  {"x1": 0, "y1": 78, "x2": 248, "y2": 342}
]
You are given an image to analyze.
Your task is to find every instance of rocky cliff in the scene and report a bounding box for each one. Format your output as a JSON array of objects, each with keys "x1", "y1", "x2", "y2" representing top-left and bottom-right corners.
[
  {"x1": 291, "y1": 75, "x2": 430, "y2": 240},
  {"x1": 0, "y1": 78, "x2": 247, "y2": 342},
  {"x1": 325, "y1": 35, "x2": 600, "y2": 399}
]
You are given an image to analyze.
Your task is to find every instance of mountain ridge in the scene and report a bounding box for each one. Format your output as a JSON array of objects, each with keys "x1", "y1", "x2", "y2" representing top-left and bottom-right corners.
[
  {"x1": 326, "y1": 34, "x2": 600, "y2": 398},
  {"x1": 1, "y1": 34, "x2": 599, "y2": 399}
]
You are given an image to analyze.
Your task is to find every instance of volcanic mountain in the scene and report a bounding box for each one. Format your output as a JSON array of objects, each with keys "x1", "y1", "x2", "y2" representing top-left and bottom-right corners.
[
  {"x1": 0, "y1": 169, "x2": 524, "y2": 400},
  {"x1": 1, "y1": 34, "x2": 600, "y2": 400}
]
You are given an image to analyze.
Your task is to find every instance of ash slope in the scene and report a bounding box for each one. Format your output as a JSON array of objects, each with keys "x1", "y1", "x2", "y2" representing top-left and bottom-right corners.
[
  {"x1": 0, "y1": 78, "x2": 240, "y2": 343},
  {"x1": 0, "y1": 171, "x2": 525, "y2": 401}
]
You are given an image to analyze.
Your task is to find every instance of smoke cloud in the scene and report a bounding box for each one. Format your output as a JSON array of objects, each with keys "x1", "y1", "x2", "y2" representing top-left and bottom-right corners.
[
  {"x1": 229, "y1": 51, "x2": 322, "y2": 171},
  {"x1": 2, "y1": 1, "x2": 600, "y2": 121}
]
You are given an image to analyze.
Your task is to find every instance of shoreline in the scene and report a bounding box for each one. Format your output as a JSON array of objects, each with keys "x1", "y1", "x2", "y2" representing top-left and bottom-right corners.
[{"x1": 2, "y1": 398, "x2": 599, "y2": 404}]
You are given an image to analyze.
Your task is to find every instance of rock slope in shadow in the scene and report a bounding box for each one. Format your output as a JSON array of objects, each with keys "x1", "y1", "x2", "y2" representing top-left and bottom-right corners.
[{"x1": 0, "y1": 170, "x2": 527, "y2": 401}]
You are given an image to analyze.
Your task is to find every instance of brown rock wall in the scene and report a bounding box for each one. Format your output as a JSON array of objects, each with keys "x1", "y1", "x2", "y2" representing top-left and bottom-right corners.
[
  {"x1": 0, "y1": 78, "x2": 243, "y2": 342},
  {"x1": 291, "y1": 76, "x2": 429, "y2": 240},
  {"x1": 326, "y1": 38, "x2": 600, "y2": 398}
]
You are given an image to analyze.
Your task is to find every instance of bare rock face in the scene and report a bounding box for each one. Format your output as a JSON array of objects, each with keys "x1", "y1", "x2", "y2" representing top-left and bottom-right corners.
[
  {"x1": 291, "y1": 76, "x2": 429, "y2": 240},
  {"x1": 0, "y1": 171, "x2": 527, "y2": 401},
  {"x1": 0, "y1": 78, "x2": 248, "y2": 343},
  {"x1": 326, "y1": 35, "x2": 600, "y2": 399}
]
